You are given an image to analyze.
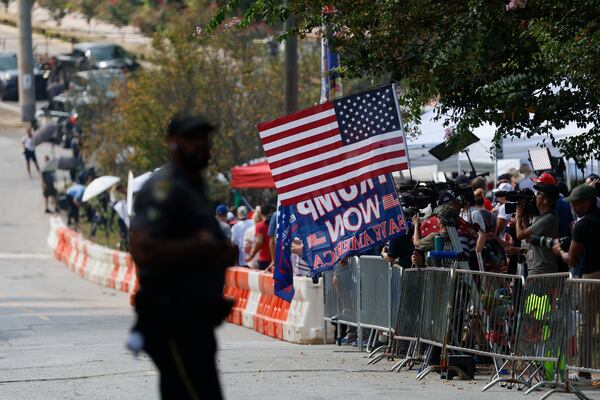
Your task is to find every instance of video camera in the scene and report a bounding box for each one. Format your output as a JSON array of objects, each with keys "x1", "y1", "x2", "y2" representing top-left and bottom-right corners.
[
  {"x1": 499, "y1": 188, "x2": 537, "y2": 215},
  {"x1": 399, "y1": 181, "x2": 476, "y2": 219},
  {"x1": 399, "y1": 183, "x2": 439, "y2": 219}
]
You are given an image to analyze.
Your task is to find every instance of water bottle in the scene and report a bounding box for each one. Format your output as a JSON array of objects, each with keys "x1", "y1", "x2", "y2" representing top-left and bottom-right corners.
[{"x1": 434, "y1": 234, "x2": 443, "y2": 252}]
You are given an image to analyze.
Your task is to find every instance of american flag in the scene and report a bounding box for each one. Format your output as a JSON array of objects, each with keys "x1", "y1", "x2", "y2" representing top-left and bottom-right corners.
[
  {"x1": 257, "y1": 85, "x2": 409, "y2": 206},
  {"x1": 382, "y1": 193, "x2": 400, "y2": 210},
  {"x1": 307, "y1": 233, "x2": 327, "y2": 249}
]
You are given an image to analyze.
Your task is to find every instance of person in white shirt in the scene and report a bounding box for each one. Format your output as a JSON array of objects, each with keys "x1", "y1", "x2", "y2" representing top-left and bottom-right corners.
[
  {"x1": 22, "y1": 128, "x2": 39, "y2": 177},
  {"x1": 518, "y1": 163, "x2": 535, "y2": 191},
  {"x1": 494, "y1": 182, "x2": 515, "y2": 238},
  {"x1": 230, "y1": 206, "x2": 255, "y2": 266},
  {"x1": 243, "y1": 206, "x2": 261, "y2": 268}
]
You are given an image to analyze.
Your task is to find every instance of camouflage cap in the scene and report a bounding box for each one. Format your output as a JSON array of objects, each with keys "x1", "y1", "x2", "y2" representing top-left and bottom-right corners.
[{"x1": 433, "y1": 204, "x2": 457, "y2": 227}]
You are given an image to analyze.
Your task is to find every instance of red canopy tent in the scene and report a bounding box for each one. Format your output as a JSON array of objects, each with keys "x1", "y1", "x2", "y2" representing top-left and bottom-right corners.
[{"x1": 230, "y1": 161, "x2": 276, "y2": 189}]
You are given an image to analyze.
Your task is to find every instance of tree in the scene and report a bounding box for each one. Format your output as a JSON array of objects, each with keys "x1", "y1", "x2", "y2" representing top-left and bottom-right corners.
[
  {"x1": 38, "y1": 0, "x2": 70, "y2": 26},
  {"x1": 212, "y1": 0, "x2": 600, "y2": 161},
  {"x1": 77, "y1": 0, "x2": 98, "y2": 31},
  {"x1": 84, "y1": 2, "x2": 320, "y2": 202},
  {"x1": 105, "y1": 0, "x2": 133, "y2": 29}
]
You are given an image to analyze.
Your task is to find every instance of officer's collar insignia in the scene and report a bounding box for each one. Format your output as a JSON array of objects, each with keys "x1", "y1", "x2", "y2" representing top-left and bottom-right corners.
[{"x1": 153, "y1": 180, "x2": 171, "y2": 202}]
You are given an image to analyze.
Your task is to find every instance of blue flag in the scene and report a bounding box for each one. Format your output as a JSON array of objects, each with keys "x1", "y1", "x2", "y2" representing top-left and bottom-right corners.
[
  {"x1": 296, "y1": 174, "x2": 407, "y2": 275},
  {"x1": 274, "y1": 174, "x2": 407, "y2": 302},
  {"x1": 274, "y1": 205, "x2": 297, "y2": 302}
]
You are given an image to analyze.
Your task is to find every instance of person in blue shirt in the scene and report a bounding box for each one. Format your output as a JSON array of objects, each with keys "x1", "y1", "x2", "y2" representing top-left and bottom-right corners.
[
  {"x1": 266, "y1": 208, "x2": 279, "y2": 270},
  {"x1": 66, "y1": 183, "x2": 85, "y2": 226}
]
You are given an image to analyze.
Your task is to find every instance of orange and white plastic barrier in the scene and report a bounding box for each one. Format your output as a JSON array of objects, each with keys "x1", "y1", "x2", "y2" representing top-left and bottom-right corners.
[
  {"x1": 47, "y1": 216, "x2": 138, "y2": 302},
  {"x1": 49, "y1": 217, "x2": 328, "y2": 344},
  {"x1": 224, "y1": 267, "x2": 330, "y2": 344}
]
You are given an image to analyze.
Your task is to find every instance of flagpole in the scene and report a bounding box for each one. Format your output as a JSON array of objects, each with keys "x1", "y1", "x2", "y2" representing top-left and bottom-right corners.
[
  {"x1": 320, "y1": 6, "x2": 342, "y2": 104},
  {"x1": 391, "y1": 83, "x2": 414, "y2": 183},
  {"x1": 319, "y1": 31, "x2": 330, "y2": 104}
]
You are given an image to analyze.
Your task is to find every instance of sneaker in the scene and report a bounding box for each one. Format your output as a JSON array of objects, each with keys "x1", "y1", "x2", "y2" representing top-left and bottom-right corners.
[{"x1": 44, "y1": 209, "x2": 51, "y2": 214}]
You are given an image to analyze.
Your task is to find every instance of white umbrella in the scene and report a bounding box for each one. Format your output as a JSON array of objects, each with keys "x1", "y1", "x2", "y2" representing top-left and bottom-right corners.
[
  {"x1": 113, "y1": 199, "x2": 130, "y2": 228},
  {"x1": 82, "y1": 176, "x2": 120, "y2": 202},
  {"x1": 127, "y1": 170, "x2": 154, "y2": 216}
]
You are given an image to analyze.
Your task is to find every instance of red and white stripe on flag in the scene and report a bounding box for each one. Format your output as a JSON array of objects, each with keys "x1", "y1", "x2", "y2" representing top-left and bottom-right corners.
[
  {"x1": 307, "y1": 233, "x2": 327, "y2": 249},
  {"x1": 382, "y1": 193, "x2": 400, "y2": 210},
  {"x1": 257, "y1": 85, "x2": 409, "y2": 206}
]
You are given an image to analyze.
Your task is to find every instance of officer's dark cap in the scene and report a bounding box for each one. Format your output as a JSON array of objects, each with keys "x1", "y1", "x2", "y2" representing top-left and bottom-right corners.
[{"x1": 167, "y1": 112, "x2": 215, "y2": 138}]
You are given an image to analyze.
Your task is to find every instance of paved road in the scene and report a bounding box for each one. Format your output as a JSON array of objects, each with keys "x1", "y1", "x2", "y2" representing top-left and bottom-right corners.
[
  {"x1": 0, "y1": 107, "x2": 594, "y2": 399},
  {"x1": 1, "y1": 3, "x2": 150, "y2": 50}
]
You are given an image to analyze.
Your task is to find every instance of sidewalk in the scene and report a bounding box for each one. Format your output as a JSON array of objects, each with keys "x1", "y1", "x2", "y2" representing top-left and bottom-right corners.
[{"x1": 0, "y1": 3, "x2": 151, "y2": 57}]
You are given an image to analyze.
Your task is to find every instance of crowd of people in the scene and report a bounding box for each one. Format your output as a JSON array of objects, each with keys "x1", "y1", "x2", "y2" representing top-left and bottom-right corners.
[
  {"x1": 212, "y1": 202, "x2": 310, "y2": 276},
  {"x1": 20, "y1": 126, "x2": 131, "y2": 249},
  {"x1": 363, "y1": 165, "x2": 600, "y2": 358},
  {"x1": 378, "y1": 165, "x2": 600, "y2": 282},
  {"x1": 216, "y1": 162, "x2": 600, "y2": 286}
]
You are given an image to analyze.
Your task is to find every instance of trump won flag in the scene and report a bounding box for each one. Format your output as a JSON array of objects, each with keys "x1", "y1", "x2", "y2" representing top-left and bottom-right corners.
[{"x1": 257, "y1": 84, "x2": 410, "y2": 206}]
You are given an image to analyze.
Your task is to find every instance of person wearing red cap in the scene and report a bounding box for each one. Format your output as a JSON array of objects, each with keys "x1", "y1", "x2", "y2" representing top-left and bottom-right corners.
[
  {"x1": 516, "y1": 183, "x2": 560, "y2": 275},
  {"x1": 532, "y1": 172, "x2": 556, "y2": 186},
  {"x1": 532, "y1": 172, "x2": 574, "y2": 239}
]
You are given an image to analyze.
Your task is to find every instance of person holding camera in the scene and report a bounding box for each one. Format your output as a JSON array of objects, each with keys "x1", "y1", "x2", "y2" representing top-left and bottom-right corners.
[
  {"x1": 515, "y1": 184, "x2": 559, "y2": 275},
  {"x1": 553, "y1": 185, "x2": 600, "y2": 279}
]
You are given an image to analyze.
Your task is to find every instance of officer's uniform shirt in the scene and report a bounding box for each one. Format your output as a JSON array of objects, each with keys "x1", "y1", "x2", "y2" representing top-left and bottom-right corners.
[{"x1": 131, "y1": 164, "x2": 228, "y2": 331}]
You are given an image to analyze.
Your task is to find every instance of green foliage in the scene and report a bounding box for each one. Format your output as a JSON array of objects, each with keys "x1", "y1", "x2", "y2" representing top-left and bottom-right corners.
[
  {"x1": 38, "y1": 0, "x2": 70, "y2": 26},
  {"x1": 85, "y1": 3, "x2": 320, "y2": 203},
  {"x1": 213, "y1": 0, "x2": 600, "y2": 161},
  {"x1": 105, "y1": 0, "x2": 132, "y2": 28},
  {"x1": 77, "y1": 0, "x2": 98, "y2": 25}
]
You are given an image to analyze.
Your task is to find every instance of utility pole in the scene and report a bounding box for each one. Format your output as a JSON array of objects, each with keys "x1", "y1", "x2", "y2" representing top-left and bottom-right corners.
[
  {"x1": 284, "y1": 15, "x2": 298, "y2": 114},
  {"x1": 17, "y1": 0, "x2": 35, "y2": 122}
]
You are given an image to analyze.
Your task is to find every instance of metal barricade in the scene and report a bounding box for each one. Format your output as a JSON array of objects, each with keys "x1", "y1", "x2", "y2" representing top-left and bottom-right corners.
[
  {"x1": 447, "y1": 270, "x2": 524, "y2": 358},
  {"x1": 359, "y1": 256, "x2": 392, "y2": 331},
  {"x1": 336, "y1": 257, "x2": 360, "y2": 327},
  {"x1": 446, "y1": 270, "x2": 524, "y2": 384},
  {"x1": 391, "y1": 265, "x2": 403, "y2": 330},
  {"x1": 546, "y1": 278, "x2": 600, "y2": 400},
  {"x1": 483, "y1": 273, "x2": 569, "y2": 392},
  {"x1": 393, "y1": 268, "x2": 426, "y2": 342},
  {"x1": 517, "y1": 277, "x2": 596, "y2": 400},
  {"x1": 566, "y1": 278, "x2": 600, "y2": 376},
  {"x1": 390, "y1": 268, "x2": 427, "y2": 372},
  {"x1": 416, "y1": 268, "x2": 472, "y2": 380},
  {"x1": 419, "y1": 268, "x2": 455, "y2": 347},
  {"x1": 322, "y1": 269, "x2": 338, "y2": 344}
]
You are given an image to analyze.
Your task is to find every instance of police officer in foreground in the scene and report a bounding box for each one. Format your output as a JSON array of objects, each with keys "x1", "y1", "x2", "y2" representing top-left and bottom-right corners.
[{"x1": 129, "y1": 112, "x2": 235, "y2": 399}]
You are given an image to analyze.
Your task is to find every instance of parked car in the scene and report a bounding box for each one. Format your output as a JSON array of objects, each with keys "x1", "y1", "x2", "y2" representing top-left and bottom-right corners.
[
  {"x1": 0, "y1": 52, "x2": 48, "y2": 101},
  {"x1": 56, "y1": 43, "x2": 140, "y2": 75}
]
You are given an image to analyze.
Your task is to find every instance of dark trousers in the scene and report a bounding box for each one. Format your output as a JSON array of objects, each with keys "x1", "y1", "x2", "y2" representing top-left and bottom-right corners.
[
  {"x1": 257, "y1": 260, "x2": 270, "y2": 270},
  {"x1": 67, "y1": 196, "x2": 79, "y2": 225},
  {"x1": 144, "y1": 330, "x2": 222, "y2": 400}
]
